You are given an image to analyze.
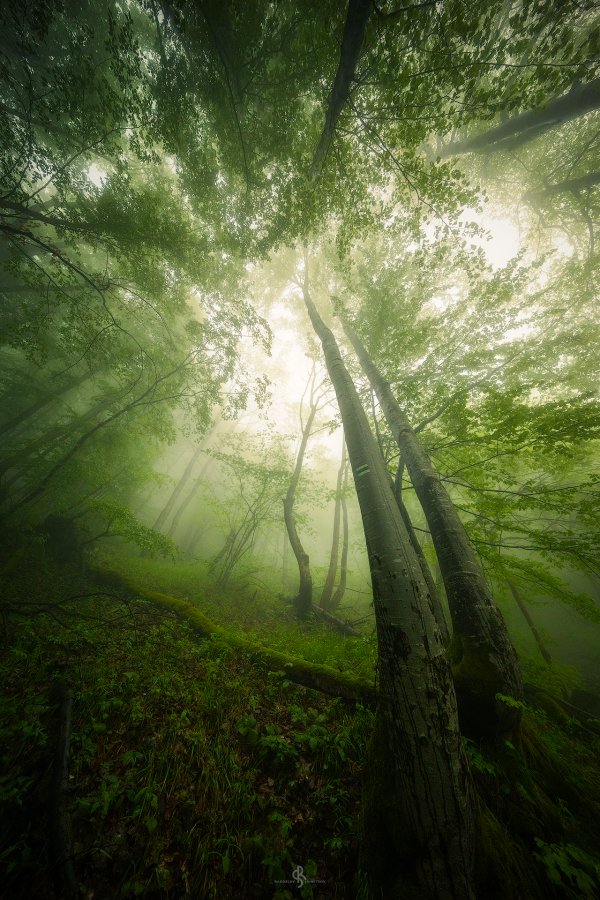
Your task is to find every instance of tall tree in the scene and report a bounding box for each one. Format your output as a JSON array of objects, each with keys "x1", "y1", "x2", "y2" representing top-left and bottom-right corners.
[
  {"x1": 301, "y1": 264, "x2": 475, "y2": 899},
  {"x1": 328, "y1": 459, "x2": 350, "y2": 612},
  {"x1": 340, "y1": 312, "x2": 523, "y2": 739}
]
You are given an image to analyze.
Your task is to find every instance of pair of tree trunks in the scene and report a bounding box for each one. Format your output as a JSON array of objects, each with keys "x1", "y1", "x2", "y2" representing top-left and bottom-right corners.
[
  {"x1": 302, "y1": 277, "x2": 475, "y2": 900},
  {"x1": 340, "y1": 314, "x2": 523, "y2": 741}
]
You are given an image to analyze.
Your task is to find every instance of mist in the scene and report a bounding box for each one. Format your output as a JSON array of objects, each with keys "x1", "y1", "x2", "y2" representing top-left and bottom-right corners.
[{"x1": 1, "y1": 2, "x2": 599, "y2": 898}]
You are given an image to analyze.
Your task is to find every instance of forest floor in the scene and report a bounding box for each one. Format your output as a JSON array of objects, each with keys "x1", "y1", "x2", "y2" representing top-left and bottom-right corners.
[{"x1": 1, "y1": 542, "x2": 600, "y2": 899}]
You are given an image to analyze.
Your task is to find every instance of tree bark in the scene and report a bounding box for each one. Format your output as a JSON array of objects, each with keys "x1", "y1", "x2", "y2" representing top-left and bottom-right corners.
[
  {"x1": 302, "y1": 277, "x2": 475, "y2": 900},
  {"x1": 310, "y1": 0, "x2": 372, "y2": 178},
  {"x1": 320, "y1": 434, "x2": 346, "y2": 610},
  {"x1": 341, "y1": 314, "x2": 523, "y2": 741},
  {"x1": 371, "y1": 391, "x2": 449, "y2": 642},
  {"x1": 440, "y1": 79, "x2": 600, "y2": 158}
]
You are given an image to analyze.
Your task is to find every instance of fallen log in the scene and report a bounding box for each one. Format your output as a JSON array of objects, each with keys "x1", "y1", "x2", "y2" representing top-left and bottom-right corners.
[{"x1": 94, "y1": 568, "x2": 378, "y2": 708}]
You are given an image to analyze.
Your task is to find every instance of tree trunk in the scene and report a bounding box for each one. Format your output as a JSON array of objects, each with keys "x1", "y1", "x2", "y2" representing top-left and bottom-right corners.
[
  {"x1": 0, "y1": 368, "x2": 94, "y2": 440},
  {"x1": 341, "y1": 314, "x2": 523, "y2": 741},
  {"x1": 525, "y1": 169, "x2": 600, "y2": 201},
  {"x1": 282, "y1": 525, "x2": 290, "y2": 593},
  {"x1": 153, "y1": 445, "x2": 203, "y2": 532},
  {"x1": 310, "y1": 0, "x2": 372, "y2": 178},
  {"x1": 507, "y1": 579, "x2": 552, "y2": 666},
  {"x1": 320, "y1": 434, "x2": 346, "y2": 610},
  {"x1": 329, "y1": 461, "x2": 349, "y2": 611},
  {"x1": 302, "y1": 278, "x2": 475, "y2": 900},
  {"x1": 441, "y1": 79, "x2": 600, "y2": 157},
  {"x1": 283, "y1": 372, "x2": 319, "y2": 620},
  {"x1": 371, "y1": 391, "x2": 449, "y2": 643},
  {"x1": 165, "y1": 457, "x2": 212, "y2": 539}
]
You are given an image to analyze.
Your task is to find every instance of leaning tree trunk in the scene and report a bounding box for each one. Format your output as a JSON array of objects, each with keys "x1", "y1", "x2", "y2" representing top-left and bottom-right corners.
[
  {"x1": 302, "y1": 277, "x2": 475, "y2": 900},
  {"x1": 153, "y1": 445, "x2": 203, "y2": 532},
  {"x1": 341, "y1": 314, "x2": 523, "y2": 741},
  {"x1": 440, "y1": 78, "x2": 600, "y2": 157},
  {"x1": 310, "y1": 0, "x2": 372, "y2": 178},
  {"x1": 371, "y1": 391, "x2": 450, "y2": 643},
  {"x1": 320, "y1": 435, "x2": 346, "y2": 610},
  {"x1": 283, "y1": 373, "x2": 319, "y2": 620},
  {"x1": 166, "y1": 457, "x2": 213, "y2": 538}
]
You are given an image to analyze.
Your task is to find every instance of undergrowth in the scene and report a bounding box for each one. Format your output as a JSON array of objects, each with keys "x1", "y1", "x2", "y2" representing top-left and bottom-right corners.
[
  {"x1": 0, "y1": 552, "x2": 373, "y2": 898},
  {"x1": 1, "y1": 543, "x2": 600, "y2": 899}
]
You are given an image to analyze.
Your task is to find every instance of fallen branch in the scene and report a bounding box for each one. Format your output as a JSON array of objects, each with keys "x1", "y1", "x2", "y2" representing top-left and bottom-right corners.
[{"x1": 95, "y1": 568, "x2": 377, "y2": 707}]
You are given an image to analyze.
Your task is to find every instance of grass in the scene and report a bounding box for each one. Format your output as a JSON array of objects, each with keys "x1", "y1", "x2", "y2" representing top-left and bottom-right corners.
[
  {"x1": 0, "y1": 549, "x2": 374, "y2": 898},
  {"x1": 95, "y1": 548, "x2": 378, "y2": 682},
  {"x1": 2, "y1": 541, "x2": 600, "y2": 899}
]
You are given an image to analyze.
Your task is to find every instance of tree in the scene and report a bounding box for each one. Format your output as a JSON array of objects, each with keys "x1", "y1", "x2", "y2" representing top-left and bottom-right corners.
[
  {"x1": 320, "y1": 434, "x2": 346, "y2": 610},
  {"x1": 440, "y1": 79, "x2": 600, "y2": 158},
  {"x1": 340, "y1": 312, "x2": 523, "y2": 739},
  {"x1": 207, "y1": 440, "x2": 289, "y2": 587},
  {"x1": 328, "y1": 458, "x2": 350, "y2": 612},
  {"x1": 283, "y1": 362, "x2": 330, "y2": 619},
  {"x1": 301, "y1": 261, "x2": 475, "y2": 899}
]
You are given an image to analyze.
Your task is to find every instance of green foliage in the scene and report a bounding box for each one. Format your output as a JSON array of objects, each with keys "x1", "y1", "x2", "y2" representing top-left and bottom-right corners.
[{"x1": 534, "y1": 840, "x2": 600, "y2": 898}]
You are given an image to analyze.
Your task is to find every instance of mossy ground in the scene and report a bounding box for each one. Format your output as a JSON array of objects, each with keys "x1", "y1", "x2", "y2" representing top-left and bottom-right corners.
[{"x1": 1, "y1": 540, "x2": 600, "y2": 899}]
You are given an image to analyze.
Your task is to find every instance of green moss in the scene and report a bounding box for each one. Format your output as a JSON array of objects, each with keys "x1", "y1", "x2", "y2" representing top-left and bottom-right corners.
[{"x1": 95, "y1": 567, "x2": 378, "y2": 706}]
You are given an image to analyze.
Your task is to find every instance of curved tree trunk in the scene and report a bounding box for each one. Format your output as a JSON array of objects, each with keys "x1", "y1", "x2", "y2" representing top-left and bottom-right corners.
[
  {"x1": 320, "y1": 434, "x2": 346, "y2": 610},
  {"x1": 302, "y1": 276, "x2": 475, "y2": 900},
  {"x1": 341, "y1": 314, "x2": 523, "y2": 741},
  {"x1": 284, "y1": 366, "x2": 320, "y2": 619}
]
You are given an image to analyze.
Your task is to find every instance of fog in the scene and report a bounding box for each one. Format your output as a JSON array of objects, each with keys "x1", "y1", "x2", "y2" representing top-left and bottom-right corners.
[{"x1": 2, "y1": 2, "x2": 599, "y2": 897}]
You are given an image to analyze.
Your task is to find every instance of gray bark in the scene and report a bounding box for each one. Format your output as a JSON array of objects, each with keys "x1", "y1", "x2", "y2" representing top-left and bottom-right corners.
[
  {"x1": 303, "y1": 277, "x2": 474, "y2": 900},
  {"x1": 341, "y1": 314, "x2": 523, "y2": 740}
]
